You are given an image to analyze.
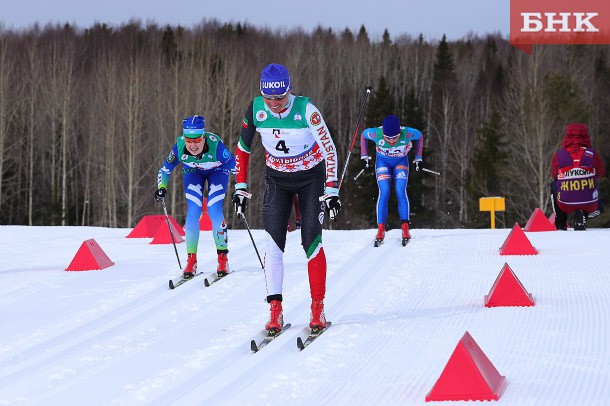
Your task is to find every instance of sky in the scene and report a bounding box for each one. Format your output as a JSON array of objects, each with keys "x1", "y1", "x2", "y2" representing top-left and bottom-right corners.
[
  {"x1": 1, "y1": 0, "x2": 510, "y2": 41},
  {"x1": 1, "y1": 221, "x2": 609, "y2": 404}
]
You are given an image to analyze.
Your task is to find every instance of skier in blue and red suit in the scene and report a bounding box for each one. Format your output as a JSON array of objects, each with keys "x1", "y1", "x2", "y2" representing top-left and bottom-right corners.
[
  {"x1": 551, "y1": 123, "x2": 605, "y2": 231},
  {"x1": 156, "y1": 115, "x2": 236, "y2": 278},
  {"x1": 360, "y1": 115, "x2": 424, "y2": 244}
]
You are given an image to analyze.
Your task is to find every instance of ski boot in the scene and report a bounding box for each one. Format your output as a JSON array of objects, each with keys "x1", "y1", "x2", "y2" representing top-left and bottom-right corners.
[
  {"x1": 183, "y1": 253, "x2": 197, "y2": 279},
  {"x1": 309, "y1": 299, "x2": 328, "y2": 333},
  {"x1": 265, "y1": 300, "x2": 284, "y2": 335},
  {"x1": 374, "y1": 224, "x2": 385, "y2": 247},
  {"x1": 217, "y1": 252, "x2": 229, "y2": 277},
  {"x1": 401, "y1": 220, "x2": 411, "y2": 246},
  {"x1": 573, "y1": 210, "x2": 587, "y2": 231}
]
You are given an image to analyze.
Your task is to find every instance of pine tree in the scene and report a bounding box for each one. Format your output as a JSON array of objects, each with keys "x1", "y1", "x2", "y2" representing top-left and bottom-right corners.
[
  {"x1": 357, "y1": 25, "x2": 369, "y2": 43},
  {"x1": 433, "y1": 34, "x2": 456, "y2": 84},
  {"x1": 161, "y1": 26, "x2": 178, "y2": 67},
  {"x1": 365, "y1": 76, "x2": 395, "y2": 127},
  {"x1": 466, "y1": 108, "x2": 507, "y2": 227},
  {"x1": 348, "y1": 76, "x2": 398, "y2": 229},
  {"x1": 382, "y1": 29, "x2": 392, "y2": 48}
]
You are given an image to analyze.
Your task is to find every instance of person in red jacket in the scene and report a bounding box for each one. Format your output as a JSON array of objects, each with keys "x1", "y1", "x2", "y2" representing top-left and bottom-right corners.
[{"x1": 551, "y1": 123, "x2": 606, "y2": 230}]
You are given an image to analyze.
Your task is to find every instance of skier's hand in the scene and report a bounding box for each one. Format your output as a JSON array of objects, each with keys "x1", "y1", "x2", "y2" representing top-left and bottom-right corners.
[
  {"x1": 413, "y1": 158, "x2": 422, "y2": 172},
  {"x1": 361, "y1": 156, "x2": 372, "y2": 171},
  {"x1": 322, "y1": 187, "x2": 341, "y2": 221},
  {"x1": 155, "y1": 187, "x2": 167, "y2": 202},
  {"x1": 232, "y1": 188, "x2": 251, "y2": 217}
]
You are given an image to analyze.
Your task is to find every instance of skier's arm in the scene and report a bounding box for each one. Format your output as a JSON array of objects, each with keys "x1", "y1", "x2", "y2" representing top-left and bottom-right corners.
[
  {"x1": 593, "y1": 150, "x2": 606, "y2": 178},
  {"x1": 550, "y1": 153, "x2": 559, "y2": 179},
  {"x1": 360, "y1": 128, "x2": 377, "y2": 158},
  {"x1": 215, "y1": 139, "x2": 236, "y2": 171},
  {"x1": 409, "y1": 128, "x2": 424, "y2": 160},
  {"x1": 157, "y1": 144, "x2": 180, "y2": 189},
  {"x1": 306, "y1": 102, "x2": 339, "y2": 190},
  {"x1": 234, "y1": 102, "x2": 257, "y2": 189}
]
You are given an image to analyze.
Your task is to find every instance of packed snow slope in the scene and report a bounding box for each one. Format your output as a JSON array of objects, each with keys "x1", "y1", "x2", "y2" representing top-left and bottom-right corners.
[{"x1": 1, "y1": 225, "x2": 609, "y2": 405}]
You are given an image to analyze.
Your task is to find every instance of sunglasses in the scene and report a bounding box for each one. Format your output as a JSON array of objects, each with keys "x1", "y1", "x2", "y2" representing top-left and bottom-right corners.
[
  {"x1": 185, "y1": 136, "x2": 203, "y2": 144},
  {"x1": 261, "y1": 91, "x2": 289, "y2": 101},
  {"x1": 383, "y1": 134, "x2": 400, "y2": 141}
]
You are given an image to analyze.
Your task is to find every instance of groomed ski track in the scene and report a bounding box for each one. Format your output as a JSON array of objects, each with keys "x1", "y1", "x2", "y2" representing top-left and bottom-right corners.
[{"x1": 1, "y1": 226, "x2": 609, "y2": 405}]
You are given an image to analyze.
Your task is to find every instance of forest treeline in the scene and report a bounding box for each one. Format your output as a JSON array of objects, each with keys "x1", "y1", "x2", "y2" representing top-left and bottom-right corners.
[{"x1": 0, "y1": 20, "x2": 608, "y2": 230}]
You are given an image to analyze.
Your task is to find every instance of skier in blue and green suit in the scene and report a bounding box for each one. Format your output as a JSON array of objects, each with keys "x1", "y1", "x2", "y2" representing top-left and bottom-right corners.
[{"x1": 156, "y1": 115, "x2": 236, "y2": 278}]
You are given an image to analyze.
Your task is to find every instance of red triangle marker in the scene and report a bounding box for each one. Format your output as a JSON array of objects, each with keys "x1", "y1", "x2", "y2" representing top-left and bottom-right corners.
[
  {"x1": 523, "y1": 208, "x2": 555, "y2": 232},
  {"x1": 485, "y1": 263, "x2": 535, "y2": 307},
  {"x1": 127, "y1": 214, "x2": 185, "y2": 238},
  {"x1": 499, "y1": 223, "x2": 538, "y2": 255},
  {"x1": 200, "y1": 212, "x2": 213, "y2": 231},
  {"x1": 127, "y1": 215, "x2": 164, "y2": 238},
  {"x1": 426, "y1": 332, "x2": 507, "y2": 402},
  {"x1": 66, "y1": 239, "x2": 115, "y2": 271},
  {"x1": 150, "y1": 221, "x2": 185, "y2": 244},
  {"x1": 200, "y1": 198, "x2": 213, "y2": 231}
]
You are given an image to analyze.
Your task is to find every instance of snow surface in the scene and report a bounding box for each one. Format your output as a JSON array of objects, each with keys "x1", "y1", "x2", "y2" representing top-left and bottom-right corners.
[{"x1": 1, "y1": 224, "x2": 609, "y2": 405}]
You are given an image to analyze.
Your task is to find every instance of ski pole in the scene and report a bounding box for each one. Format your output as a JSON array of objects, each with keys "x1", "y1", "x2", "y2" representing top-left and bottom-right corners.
[
  {"x1": 337, "y1": 85, "x2": 373, "y2": 191},
  {"x1": 353, "y1": 168, "x2": 365, "y2": 181},
  {"x1": 239, "y1": 212, "x2": 264, "y2": 270},
  {"x1": 420, "y1": 167, "x2": 441, "y2": 176},
  {"x1": 161, "y1": 199, "x2": 182, "y2": 269}
]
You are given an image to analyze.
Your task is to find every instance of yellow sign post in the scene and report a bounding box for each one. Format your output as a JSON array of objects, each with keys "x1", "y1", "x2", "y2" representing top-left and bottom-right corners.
[{"x1": 479, "y1": 197, "x2": 506, "y2": 229}]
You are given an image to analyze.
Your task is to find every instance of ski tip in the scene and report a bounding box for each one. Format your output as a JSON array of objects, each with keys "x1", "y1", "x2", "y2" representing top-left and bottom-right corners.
[
  {"x1": 250, "y1": 340, "x2": 258, "y2": 353},
  {"x1": 169, "y1": 280, "x2": 175, "y2": 289},
  {"x1": 296, "y1": 337, "x2": 305, "y2": 351},
  {"x1": 204, "y1": 278, "x2": 211, "y2": 287}
]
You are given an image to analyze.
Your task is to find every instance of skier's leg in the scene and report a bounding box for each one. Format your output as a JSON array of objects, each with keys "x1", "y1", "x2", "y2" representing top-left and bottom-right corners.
[
  {"x1": 375, "y1": 159, "x2": 392, "y2": 225},
  {"x1": 207, "y1": 169, "x2": 231, "y2": 274},
  {"x1": 206, "y1": 169, "x2": 230, "y2": 252},
  {"x1": 298, "y1": 179, "x2": 326, "y2": 301},
  {"x1": 261, "y1": 177, "x2": 293, "y2": 300},
  {"x1": 394, "y1": 162, "x2": 410, "y2": 221},
  {"x1": 183, "y1": 171, "x2": 204, "y2": 254},
  {"x1": 298, "y1": 178, "x2": 328, "y2": 329},
  {"x1": 182, "y1": 171, "x2": 204, "y2": 275}
]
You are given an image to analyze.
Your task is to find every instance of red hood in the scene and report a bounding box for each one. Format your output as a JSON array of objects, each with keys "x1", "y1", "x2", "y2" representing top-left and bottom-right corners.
[{"x1": 562, "y1": 123, "x2": 591, "y2": 150}]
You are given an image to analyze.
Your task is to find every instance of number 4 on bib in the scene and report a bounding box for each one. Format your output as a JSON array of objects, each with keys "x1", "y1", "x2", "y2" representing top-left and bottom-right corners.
[{"x1": 275, "y1": 140, "x2": 290, "y2": 154}]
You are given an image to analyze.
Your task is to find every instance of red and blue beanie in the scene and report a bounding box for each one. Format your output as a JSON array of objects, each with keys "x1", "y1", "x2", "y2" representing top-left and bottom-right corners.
[
  {"x1": 382, "y1": 115, "x2": 401, "y2": 137},
  {"x1": 260, "y1": 63, "x2": 291, "y2": 95},
  {"x1": 182, "y1": 115, "x2": 205, "y2": 138}
]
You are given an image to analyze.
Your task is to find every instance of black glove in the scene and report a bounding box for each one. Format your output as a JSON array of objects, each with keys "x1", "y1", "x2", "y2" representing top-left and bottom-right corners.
[
  {"x1": 361, "y1": 156, "x2": 372, "y2": 171},
  {"x1": 324, "y1": 195, "x2": 342, "y2": 221},
  {"x1": 232, "y1": 189, "x2": 251, "y2": 216},
  {"x1": 413, "y1": 159, "x2": 422, "y2": 172},
  {"x1": 155, "y1": 187, "x2": 167, "y2": 202}
]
